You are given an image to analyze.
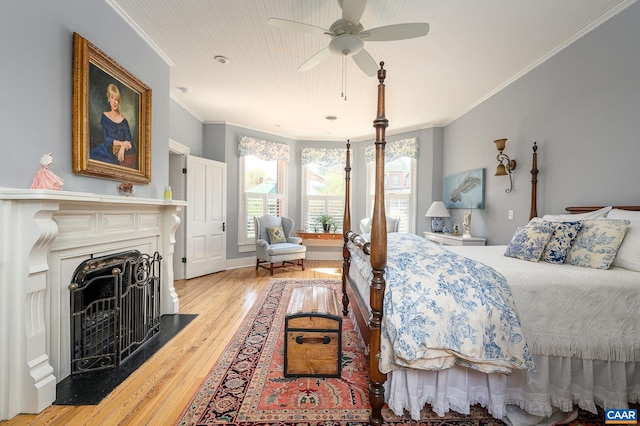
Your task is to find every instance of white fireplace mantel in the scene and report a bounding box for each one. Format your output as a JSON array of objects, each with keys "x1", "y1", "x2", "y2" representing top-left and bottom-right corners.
[{"x1": 0, "y1": 188, "x2": 186, "y2": 420}]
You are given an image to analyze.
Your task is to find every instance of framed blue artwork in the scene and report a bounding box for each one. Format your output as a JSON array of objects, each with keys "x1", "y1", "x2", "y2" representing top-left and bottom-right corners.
[{"x1": 444, "y1": 168, "x2": 485, "y2": 209}]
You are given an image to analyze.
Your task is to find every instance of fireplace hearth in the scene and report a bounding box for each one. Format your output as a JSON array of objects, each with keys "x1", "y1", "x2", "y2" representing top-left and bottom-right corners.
[{"x1": 69, "y1": 250, "x2": 162, "y2": 374}]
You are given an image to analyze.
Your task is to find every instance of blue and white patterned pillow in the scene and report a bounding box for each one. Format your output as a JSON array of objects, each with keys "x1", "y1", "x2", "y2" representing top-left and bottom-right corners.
[
  {"x1": 504, "y1": 221, "x2": 556, "y2": 262},
  {"x1": 565, "y1": 219, "x2": 629, "y2": 269},
  {"x1": 528, "y1": 219, "x2": 583, "y2": 264}
]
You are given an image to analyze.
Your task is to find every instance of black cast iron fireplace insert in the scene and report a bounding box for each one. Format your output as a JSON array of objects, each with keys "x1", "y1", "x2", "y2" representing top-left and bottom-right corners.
[{"x1": 69, "y1": 250, "x2": 162, "y2": 374}]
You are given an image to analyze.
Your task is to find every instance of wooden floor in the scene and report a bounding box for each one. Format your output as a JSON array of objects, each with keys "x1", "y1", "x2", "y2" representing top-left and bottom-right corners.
[{"x1": 4, "y1": 260, "x2": 343, "y2": 426}]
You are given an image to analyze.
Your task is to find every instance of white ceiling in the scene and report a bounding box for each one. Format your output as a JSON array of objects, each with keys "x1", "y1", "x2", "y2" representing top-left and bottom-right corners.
[{"x1": 110, "y1": 0, "x2": 633, "y2": 141}]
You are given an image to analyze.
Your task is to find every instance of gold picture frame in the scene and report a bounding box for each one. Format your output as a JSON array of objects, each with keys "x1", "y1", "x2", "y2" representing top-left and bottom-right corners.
[{"x1": 72, "y1": 32, "x2": 152, "y2": 183}]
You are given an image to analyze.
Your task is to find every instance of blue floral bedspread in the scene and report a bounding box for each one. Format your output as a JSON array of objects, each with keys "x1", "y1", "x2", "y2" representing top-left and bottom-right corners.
[{"x1": 351, "y1": 232, "x2": 535, "y2": 375}]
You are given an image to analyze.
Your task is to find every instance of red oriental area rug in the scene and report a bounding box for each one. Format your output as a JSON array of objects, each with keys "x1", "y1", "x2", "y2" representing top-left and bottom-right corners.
[{"x1": 176, "y1": 278, "x2": 615, "y2": 426}]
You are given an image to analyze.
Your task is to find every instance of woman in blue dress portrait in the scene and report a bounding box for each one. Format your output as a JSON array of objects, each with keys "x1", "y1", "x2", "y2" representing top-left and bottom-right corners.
[{"x1": 90, "y1": 83, "x2": 135, "y2": 166}]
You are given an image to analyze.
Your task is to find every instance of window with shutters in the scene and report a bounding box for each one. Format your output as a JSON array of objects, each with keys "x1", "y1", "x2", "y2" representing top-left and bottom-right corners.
[
  {"x1": 238, "y1": 136, "x2": 289, "y2": 248},
  {"x1": 365, "y1": 138, "x2": 418, "y2": 233},
  {"x1": 301, "y1": 147, "x2": 346, "y2": 233}
]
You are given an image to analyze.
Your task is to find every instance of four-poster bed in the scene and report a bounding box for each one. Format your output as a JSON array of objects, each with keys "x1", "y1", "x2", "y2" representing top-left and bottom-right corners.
[{"x1": 341, "y1": 63, "x2": 640, "y2": 424}]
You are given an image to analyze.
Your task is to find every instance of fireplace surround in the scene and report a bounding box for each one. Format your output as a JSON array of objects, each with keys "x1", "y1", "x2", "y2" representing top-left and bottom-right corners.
[{"x1": 0, "y1": 188, "x2": 185, "y2": 420}]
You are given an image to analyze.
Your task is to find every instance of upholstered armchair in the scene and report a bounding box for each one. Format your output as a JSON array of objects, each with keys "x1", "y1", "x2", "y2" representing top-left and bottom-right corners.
[
  {"x1": 359, "y1": 216, "x2": 400, "y2": 234},
  {"x1": 254, "y1": 215, "x2": 306, "y2": 276}
]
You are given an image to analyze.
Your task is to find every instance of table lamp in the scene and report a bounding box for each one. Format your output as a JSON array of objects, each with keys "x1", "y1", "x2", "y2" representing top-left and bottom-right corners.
[{"x1": 425, "y1": 201, "x2": 450, "y2": 233}]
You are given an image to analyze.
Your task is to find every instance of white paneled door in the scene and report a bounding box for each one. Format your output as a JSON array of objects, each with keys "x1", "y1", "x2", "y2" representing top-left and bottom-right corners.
[{"x1": 185, "y1": 155, "x2": 227, "y2": 279}]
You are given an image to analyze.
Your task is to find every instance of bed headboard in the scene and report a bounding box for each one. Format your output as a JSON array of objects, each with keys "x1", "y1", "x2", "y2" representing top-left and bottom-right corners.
[{"x1": 566, "y1": 206, "x2": 640, "y2": 213}]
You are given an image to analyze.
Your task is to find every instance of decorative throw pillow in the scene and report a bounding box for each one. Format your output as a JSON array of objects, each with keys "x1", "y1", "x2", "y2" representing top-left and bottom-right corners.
[
  {"x1": 539, "y1": 220, "x2": 583, "y2": 264},
  {"x1": 267, "y1": 226, "x2": 287, "y2": 244},
  {"x1": 565, "y1": 219, "x2": 629, "y2": 269},
  {"x1": 504, "y1": 221, "x2": 556, "y2": 262},
  {"x1": 607, "y1": 210, "x2": 640, "y2": 272}
]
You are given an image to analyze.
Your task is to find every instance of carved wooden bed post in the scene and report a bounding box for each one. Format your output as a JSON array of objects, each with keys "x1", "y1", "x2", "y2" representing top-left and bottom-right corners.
[
  {"x1": 342, "y1": 140, "x2": 352, "y2": 316},
  {"x1": 529, "y1": 141, "x2": 539, "y2": 220},
  {"x1": 368, "y1": 62, "x2": 389, "y2": 426}
]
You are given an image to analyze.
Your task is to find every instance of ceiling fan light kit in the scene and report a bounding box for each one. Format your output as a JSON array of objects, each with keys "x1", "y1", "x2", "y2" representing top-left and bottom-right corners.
[
  {"x1": 268, "y1": 0, "x2": 429, "y2": 77},
  {"x1": 329, "y1": 34, "x2": 363, "y2": 56}
]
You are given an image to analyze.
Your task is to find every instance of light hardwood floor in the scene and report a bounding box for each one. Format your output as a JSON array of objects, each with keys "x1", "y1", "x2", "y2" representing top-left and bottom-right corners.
[{"x1": 4, "y1": 260, "x2": 343, "y2": 426}]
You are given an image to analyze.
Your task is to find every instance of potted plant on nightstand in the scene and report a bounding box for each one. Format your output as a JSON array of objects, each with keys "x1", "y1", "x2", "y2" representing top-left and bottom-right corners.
[{"x1": 316, "y1": 214, "x2": 334, "y2": 232}]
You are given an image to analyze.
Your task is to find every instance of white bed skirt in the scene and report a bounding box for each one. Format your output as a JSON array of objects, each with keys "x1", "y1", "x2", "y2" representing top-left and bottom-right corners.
[{"x1": 385, "y1": 356, "x2": 640, "y2": 421}]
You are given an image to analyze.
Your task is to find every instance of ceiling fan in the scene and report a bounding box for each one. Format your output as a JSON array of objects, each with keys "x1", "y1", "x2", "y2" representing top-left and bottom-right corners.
[{"x1": 268, "y1": 0, "x2": 429, "y2": 77}]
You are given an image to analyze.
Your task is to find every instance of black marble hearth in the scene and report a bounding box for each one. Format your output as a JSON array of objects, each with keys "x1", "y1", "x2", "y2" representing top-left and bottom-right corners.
[{"x1": 54, "y1": 314, "x2": 197, "y2": 405}]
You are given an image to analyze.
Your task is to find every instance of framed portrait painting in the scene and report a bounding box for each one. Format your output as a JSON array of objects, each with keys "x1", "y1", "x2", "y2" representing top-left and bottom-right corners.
[
  {"x1": 444, "y1": 168, "x2": 485, "y2": 209},
  {"x1": 72, "y1": 32, "x2": 152, "y2": 183}
]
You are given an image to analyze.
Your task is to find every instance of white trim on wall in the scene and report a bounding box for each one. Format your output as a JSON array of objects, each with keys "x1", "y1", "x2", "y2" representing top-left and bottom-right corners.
[
  {"x1": 169, "y1": 138, "x2": 190, "y2": 156},
  {"x1": 105, "y1": 0, "x2": 175, "y2": 67}
]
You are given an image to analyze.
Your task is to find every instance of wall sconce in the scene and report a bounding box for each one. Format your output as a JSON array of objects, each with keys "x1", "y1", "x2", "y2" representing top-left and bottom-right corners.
[{"x1": 494, "y1": 138, "x2": 516, "y2": 193}]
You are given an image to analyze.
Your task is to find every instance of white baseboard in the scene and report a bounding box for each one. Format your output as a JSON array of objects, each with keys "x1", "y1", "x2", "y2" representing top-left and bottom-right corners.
[
  {"x1": 226, "y1": 256, "x2": 255, "y2": 270},
  {"x1": 305, "y1": 251, "x2": 343, "y2": 261},
  {"x1": 226, "y1": 250, "x2": 342, "y2": 270}
]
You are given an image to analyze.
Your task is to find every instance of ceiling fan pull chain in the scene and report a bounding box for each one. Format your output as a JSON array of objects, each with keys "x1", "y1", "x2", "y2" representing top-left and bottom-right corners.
[
  {"x1": 341, "y1": 56, "x2": 345, "y2": 100},
  {"x1": 341, "y1": 56, "x2": 347, "y2": 101}
]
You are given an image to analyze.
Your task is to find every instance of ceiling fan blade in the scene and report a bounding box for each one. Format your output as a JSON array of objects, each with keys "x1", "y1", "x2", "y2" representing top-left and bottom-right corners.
[
  {"x1": 268, "y1": 18, "x2": 329, "y2": 37},
  {"x1": 340, "y1": 0, "x2": 367, "y2": 24},
  {"x1": 351, "y1": 49, "x2": 377, "y2": 77},
  {"x1": 360, "y1": 22, "x2": 429, "y2": 41},
  {"x1": 298, "y1": 48, "x2": 332, "y2": 72}
]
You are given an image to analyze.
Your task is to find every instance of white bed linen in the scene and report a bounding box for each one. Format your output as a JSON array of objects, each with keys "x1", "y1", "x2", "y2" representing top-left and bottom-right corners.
[
  {"x1": 447, "y1": 245, "x2": 640, "y2": 362},
  {"x1": 347, "y1": 241, "x2": 640, "y2": 421}
]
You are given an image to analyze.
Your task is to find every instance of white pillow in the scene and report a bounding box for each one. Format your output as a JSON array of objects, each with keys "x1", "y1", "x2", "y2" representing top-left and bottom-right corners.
[
  {"x1": 607, "y1": 209, "x2": 640, "y2": 271},
  {"x1": 607, "y1": 209, "x2": 640, "y2": 221},
  {"x1": 542, "y1": 206, "x2": 611, "y2": 222}
]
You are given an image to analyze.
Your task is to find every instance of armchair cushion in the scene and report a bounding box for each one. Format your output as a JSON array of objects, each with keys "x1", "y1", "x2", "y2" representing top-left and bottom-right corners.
[
  {"x1": 267, "y1": 226, "x2": 287, "y2": 244},
  {"x1": 265, "y1": 243, "x2": 306, "y2": 256}
]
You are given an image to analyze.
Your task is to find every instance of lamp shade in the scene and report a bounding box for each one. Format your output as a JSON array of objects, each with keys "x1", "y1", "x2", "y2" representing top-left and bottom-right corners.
[
  {"x1": 495, "y1": 163, "x2": 507, "y2": 176},
  {"x1": 426, "y1": 201, "x2": 449, "y2": 233},
  {"x1": 494, "y1": 138, "x2": 507, "y2": 152},
  {"x1": 425, "y1": 201, "x2": 450, "y2": 218}
]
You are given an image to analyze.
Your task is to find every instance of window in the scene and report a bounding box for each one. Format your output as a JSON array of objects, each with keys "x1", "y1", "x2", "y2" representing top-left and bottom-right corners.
[
  {"x1": 365, "y1": 138, "x2": 418, "y2": 233},
  {"x1": 238, "y1": 136, "x2": 289, "y2": 248},
  {"x1": 301, "y1": 147, "x2": 347, "y2": 233}
]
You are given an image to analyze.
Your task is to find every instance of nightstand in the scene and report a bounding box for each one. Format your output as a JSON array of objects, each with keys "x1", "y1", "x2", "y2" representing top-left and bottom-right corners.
[{"x1": 424, "y1": 231, "x2": 486, "y2": 246}]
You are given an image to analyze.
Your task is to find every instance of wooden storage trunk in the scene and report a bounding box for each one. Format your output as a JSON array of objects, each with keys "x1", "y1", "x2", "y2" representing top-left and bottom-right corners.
[{"x1": 284, "y1": 286, "x2": 342, "y2": 377}]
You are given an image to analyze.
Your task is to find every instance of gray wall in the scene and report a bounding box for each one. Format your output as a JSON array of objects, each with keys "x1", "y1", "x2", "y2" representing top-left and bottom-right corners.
[
  {"x1": 170, "y1": 100, "x2": 204, "y2": 157},
  {"x1": 203, "y1": 123, "x2": 226, "y2": 162},
  {"x1": 444, "y1": 1, "x2": 640, "y2": 244},
  {"x1": 1, "y1": 0, "x2": 171, "y2": 198}
]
